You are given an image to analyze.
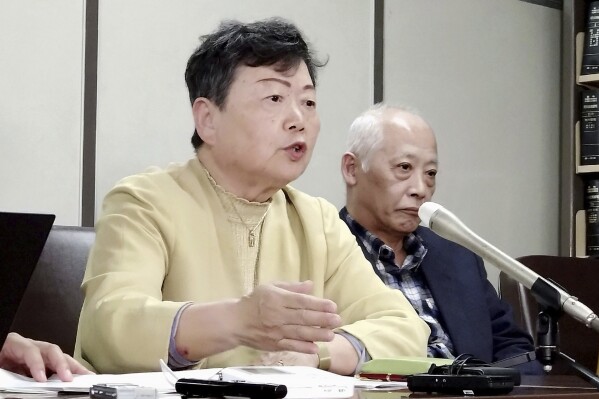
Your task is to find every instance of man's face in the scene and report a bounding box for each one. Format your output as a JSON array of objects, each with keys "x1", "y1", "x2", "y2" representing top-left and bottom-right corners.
[
  {"x1": 353, "y1": 112, "x2": 438, "y2": 240},
  {"x1": 207, "y1": 62, "x2": 320, "y2": 188}
]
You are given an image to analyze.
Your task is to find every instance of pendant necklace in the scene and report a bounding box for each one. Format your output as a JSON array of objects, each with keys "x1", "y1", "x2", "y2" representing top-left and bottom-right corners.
[{"x1": 228, "y1": 198, "x2": 270, "y2": 247}]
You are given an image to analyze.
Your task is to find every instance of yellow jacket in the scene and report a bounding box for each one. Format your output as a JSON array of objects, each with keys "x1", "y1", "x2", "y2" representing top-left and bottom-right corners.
[{"x1": 74, "y1": 158, "x2": 429, "y2": 373}]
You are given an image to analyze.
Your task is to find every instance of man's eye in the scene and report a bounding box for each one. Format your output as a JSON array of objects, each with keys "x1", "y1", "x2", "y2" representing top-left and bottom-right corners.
[
  {"x1": 269, "y1": 95, "x2": 282, "y2": 102},
  {"x1": 306, "y1": 100, "x2": 316, "y2": 108},
  {"x1": 398, "y1": 163, "x2": 410, "y2": 170},
  {"x1": 428, "y1": 170, "x2": 438, "y2": 177}
]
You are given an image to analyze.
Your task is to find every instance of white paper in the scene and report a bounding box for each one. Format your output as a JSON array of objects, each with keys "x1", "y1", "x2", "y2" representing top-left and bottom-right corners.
[
  {"x1": 0, "y1": 366, "x2": 366, "y2": 398},
  {"x1": 0, "y1": 366, "x2": 368, "y2": 399},
  {"x1": 0, "y1": 368, "x2": 218, "y2": 394},
  {"x1": 217, "y1": 366, "x2": 355, "y2": 398}
]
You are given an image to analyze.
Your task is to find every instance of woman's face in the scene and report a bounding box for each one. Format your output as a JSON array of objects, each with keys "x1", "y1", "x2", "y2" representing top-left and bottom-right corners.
[{"x1": 205, "y1": 61, "x2": 321, "y2": 193}]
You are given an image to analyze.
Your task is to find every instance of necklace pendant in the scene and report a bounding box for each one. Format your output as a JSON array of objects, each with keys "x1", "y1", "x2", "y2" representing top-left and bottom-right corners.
[{"x1": 249, "y1": 231, "x2": 256, "y2": 247}]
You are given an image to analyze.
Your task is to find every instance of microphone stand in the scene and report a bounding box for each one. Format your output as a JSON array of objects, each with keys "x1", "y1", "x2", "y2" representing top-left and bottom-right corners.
[
  {"x1": 493, "y1": 283, "x2": 599, "y2": 389},
  {"x1": 420, "y1": 203, "x2": 599, "y2": 334},
  {"x1": 535, "y1": 303, "x2": 599, "y2": 388},
  {"x1": 419, "y1": 203, "x2": 599, "y2": 386}
]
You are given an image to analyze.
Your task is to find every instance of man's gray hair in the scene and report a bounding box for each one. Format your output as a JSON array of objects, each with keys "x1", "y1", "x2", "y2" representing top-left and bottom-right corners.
[{"x1": 346, "y1": 103, "x2": 420, "y2": 171}]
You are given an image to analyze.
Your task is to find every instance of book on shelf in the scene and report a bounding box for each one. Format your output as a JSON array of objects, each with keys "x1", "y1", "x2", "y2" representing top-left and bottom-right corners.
[
  {"x1": 582, "y1": 1, "x2": 599, "y2": 75},
  {"x1": 581, "y1": 91, "x2": 599, "y2": 165},
  {"x1": 585, "y1": 178, "x2": 599, "y2": 257}
]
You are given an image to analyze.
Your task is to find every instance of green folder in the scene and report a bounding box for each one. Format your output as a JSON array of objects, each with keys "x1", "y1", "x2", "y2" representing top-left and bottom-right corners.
[{"x1": 360, "y1": 357, "x2": 454, "y2": 376}]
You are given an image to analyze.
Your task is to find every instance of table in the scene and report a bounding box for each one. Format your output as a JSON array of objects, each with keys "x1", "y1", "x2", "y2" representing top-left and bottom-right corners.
[
  {"x1": 1, "y1": 375, "x2": 597, "y2": 399},
  {"x1": 355, "y1": 375, "x2": 599, "y2": 398}
]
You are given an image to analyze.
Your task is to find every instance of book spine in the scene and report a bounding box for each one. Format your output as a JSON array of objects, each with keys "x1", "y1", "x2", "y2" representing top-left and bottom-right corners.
[
  {"x1": 582, "y1": 1, "x2": 599, "y2": 75},
  {"x1": 581, "y1": 91, "x2": 599, "y2": 165},
  {"x1": 585, "y1": 178, "x2": 599, "y2": 257}
]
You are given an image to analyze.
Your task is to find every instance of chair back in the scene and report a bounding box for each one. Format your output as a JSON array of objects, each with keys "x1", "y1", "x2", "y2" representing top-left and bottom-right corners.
[
  {"x1": 499, "y1": 255, "x2": 599, "y2": 374},
  {"x1": 9, "y1": 225, "x2": 94, "y2": 355}
]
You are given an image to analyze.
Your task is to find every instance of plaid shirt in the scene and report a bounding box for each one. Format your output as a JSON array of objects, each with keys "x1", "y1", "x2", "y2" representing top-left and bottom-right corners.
[{"x1": 340, "y1": 207, "x2": 455, "y2": 359}]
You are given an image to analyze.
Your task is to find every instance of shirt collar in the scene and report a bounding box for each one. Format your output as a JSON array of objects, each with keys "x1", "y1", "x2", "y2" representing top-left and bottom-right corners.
[{"x1": 340, "y1": 207, "x2": 428, "y2": 268}]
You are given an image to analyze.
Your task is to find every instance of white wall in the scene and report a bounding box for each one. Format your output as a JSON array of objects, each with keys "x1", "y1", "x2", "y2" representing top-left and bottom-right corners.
[
  {"x1": 0, "y1": 0, "x2": 85, "y2": 225},
  {"x1": 94, "y1": 0, "x2": 374, "y2": 216},
  {"x1": 0, "y1": 1, "x2": 562, "y2": 286},
  {"x1": 384, "y1": 0, "x2": 561, "y2": 286}
]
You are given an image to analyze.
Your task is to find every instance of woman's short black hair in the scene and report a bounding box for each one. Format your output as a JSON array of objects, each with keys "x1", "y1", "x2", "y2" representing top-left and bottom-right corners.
[{"x1": 185, "y1": 17, "x2": 324, "y2": 150}]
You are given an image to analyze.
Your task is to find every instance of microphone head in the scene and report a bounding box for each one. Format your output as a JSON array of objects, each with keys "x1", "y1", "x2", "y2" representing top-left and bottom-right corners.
[{"x1": 418, "y1": 202, "x2": 444, "y2": 227}]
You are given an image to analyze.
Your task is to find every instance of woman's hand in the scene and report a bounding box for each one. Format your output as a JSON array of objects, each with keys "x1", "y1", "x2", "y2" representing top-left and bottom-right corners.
[{"x1": 0, "y1": 332, "x2": 93, "y2": 381}]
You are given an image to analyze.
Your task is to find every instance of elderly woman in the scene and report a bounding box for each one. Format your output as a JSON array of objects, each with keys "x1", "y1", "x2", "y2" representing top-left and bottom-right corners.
[{"x1": 74, "y1": 18, "x2": 429, "y2": 375}]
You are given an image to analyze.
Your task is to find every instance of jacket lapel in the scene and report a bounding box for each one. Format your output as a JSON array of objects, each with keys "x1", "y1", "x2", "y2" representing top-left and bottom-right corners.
[{"x1": 418, "y1": 228, "x2": 490, "y2": 359}]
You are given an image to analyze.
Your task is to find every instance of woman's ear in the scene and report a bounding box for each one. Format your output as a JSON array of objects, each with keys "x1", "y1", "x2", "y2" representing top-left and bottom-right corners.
[
  {"x1": 341, "y1": 152, "x2": 359, "y2": 186},
  {"x1": 192, "y1": 98, "x2": 218, "y2": 145}
]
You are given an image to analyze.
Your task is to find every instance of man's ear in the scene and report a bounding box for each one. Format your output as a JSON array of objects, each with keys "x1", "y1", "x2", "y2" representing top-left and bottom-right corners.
[
  {"x1": 341, "y1": 152, "x2": 359, "y2": 186},
  {"x1": 192, "y1": 98, "x2": 218, "y2": 145}
]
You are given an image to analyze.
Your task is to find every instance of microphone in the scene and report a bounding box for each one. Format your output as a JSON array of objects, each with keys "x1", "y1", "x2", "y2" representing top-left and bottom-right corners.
[{"x1": 418, "y1": 202, "x2": 599, "y2": 334}]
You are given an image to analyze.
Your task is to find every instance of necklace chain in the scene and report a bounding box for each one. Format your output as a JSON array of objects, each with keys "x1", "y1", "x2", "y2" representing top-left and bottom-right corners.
[
  {"x1": 201, "y1": 164, "x2": 270, "y2": 247},
  {"x1": 228, "y1": 197, "x2": 270, "y2": 247}
]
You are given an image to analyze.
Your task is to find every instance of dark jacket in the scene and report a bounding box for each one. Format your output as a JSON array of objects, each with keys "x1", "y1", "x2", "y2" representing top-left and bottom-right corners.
[{"x1": 346, "y1": 219, "x2": 542, "y2": 374}]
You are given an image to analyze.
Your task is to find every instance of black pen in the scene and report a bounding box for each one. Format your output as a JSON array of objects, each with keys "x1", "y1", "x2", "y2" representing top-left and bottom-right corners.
[{"x1": 175, "y1": 378, "x2": 287, "y2": 398}]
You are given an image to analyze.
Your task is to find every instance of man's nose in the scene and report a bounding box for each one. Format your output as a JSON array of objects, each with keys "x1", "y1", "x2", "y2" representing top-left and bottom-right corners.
[{"x1": 409, "y1": 175, "x2": 428, "y2": 198}]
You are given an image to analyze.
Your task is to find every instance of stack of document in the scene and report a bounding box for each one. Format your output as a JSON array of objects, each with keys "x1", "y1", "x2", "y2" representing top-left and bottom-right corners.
[
  {"x1": 0, "y1": 366, "x2": 359, "y2": 398},
  {"x1": 0, "y1": 362, "x2": 413, "y2": 398},
  {"x1": 0, "y1": 368, "x2": 182, "y2": 395}
]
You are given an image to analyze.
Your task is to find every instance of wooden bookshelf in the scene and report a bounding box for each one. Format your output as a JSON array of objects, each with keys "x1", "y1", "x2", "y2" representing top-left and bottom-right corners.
[
  {"x1": 576, "y1": 209, "x2": 587, "y2": 257},
  {"x1": 567, "y1": 3, "x2": 599, "y2": 257}
]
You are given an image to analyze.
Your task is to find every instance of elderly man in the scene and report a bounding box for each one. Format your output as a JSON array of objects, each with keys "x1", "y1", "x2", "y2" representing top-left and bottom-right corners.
[
  {"x1": 340, "y1": 104, "x2": 541, "y2": 373},
  {"x1": 74, "y1": 19, "x2": 429, "y2": 374}
]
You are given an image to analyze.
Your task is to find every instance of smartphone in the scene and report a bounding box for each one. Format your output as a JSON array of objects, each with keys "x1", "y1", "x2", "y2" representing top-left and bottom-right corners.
[{"x1": 407, "y1": 374, "x2": 515, "y2": 395}]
